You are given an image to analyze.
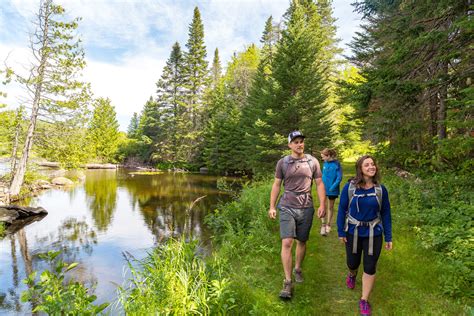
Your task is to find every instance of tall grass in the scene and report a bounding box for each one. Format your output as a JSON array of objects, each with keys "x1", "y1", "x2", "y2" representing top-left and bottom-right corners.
[
  {"x1": 384, "y1": 172, "x2": 473, "y2": 305},
  {"x1": 0, "y1": 222, "x2": 5, "y2": 237},
  {"x1": 118, "y1": 239, "x2": 237, "y2": 315}
]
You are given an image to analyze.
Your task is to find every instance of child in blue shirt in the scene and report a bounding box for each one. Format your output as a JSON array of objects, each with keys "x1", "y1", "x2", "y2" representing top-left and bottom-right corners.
[
  {"x1": 337, "y1": 155, "x2": 392, "y2": 316},
  {"x1": 320, "y1": 148, "x2": 342, "y2": 235}
]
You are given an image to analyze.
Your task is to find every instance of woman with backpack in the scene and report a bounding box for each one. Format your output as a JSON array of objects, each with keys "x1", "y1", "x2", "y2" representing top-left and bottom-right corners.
[
  {"x1": 336, "y1": 155, "x2": 392, "y2": 316},
  {"x1": 320, "y1": 148, "x2": 343, "y2": 236}
]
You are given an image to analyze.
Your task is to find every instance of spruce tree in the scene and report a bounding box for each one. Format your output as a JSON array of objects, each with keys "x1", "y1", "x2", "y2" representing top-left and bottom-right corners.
[
  {"x1": 211, "y1": 48, "x2": 222, "y2": 87},
  {"x1": 182, "y1": 6, "x2": 209, "y2": 162},
  {"x1": 241, "y1": 0, "x2": 338, "y2": 175},
  {"x1": 240, "y1": 16, "x2": 280, "y2": 174},
  {"x1": 350, "y1": 0, "x2": 472, "y2": 170},
  {"x1": 155, "y1": 42, "x2": 188, "y2": 163},
  {"x1": 87, "y1": 98, "x2": 120, "y2": 162},
  {"x1": 202, "y1": 46, "x2": 259, "y2": 173},
  {"x1": 127, "y1": 112, "x2": 140, "y2": 139},
  {"x1": 138, "y1": 97, "x2": 160, "y2": 162},
  {"x1": 271, "y1": 0, "x2": 335, "y2": 154}
]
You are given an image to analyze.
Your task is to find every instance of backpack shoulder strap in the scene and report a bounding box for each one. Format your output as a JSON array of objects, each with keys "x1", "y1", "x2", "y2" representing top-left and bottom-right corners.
[
  {"x1": 281, "y1": 155, "x2": 291, "y2": 179},
  {"x1": 347, "y1": 182, "x2": 356, "y2": 214},
  {"x1": 305, "y1": 154, "x2": 315, "y2": 178},
  {"x1": 374, "y1": 184, "x2": 383, "y2": 211}
]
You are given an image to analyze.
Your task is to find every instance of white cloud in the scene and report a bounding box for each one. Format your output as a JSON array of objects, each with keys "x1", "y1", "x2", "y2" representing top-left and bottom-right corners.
[
  {"x1": 84, "y1": 54, "x2": 165, "y2": 128},
  {"x1": 1, "y1": 0, "x2": 362, "y2": 131}
]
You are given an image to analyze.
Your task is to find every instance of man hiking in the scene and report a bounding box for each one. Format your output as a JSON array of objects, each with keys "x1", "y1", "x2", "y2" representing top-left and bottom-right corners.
[{"x1": 268, "y1": 131, "x2": 326, "y2": 299}]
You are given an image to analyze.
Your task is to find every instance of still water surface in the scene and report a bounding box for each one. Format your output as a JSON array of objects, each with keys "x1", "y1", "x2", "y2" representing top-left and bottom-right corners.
[{"x1": 0, "y1": 169, "x2": 236, "y2": 315}]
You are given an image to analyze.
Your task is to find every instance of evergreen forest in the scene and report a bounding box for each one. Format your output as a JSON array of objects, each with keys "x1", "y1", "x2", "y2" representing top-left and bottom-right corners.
[{"x1": 0, "y1": 0, "x2": 471, "y2": 177}]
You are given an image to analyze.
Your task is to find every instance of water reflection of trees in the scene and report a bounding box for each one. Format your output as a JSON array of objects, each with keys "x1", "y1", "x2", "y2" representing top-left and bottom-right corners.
[
  {"x1": 0, "y1": 234, "x2": 23, "y2": 313},
  {"x1": 1, "y1": 218, "x2": 98, "y2": 313},
  {"x1": 83, "y1": 170, "x2": 118, "y2": 231},
  {"x1": 34, "y1": 218, "x2": 98, "y2": 287},
  {"x1": 120, "y1": 172, "x2": 231, "y2": 242}
]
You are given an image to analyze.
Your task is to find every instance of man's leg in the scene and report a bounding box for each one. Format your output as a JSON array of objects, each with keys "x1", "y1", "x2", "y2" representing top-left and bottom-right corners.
[
  {"x1": 294, "y1": 207, "x2": 314, "y2": 278},
  {"x1": 281, "y1": 238, "x2": 294, "y2": 281},
  {"x1": 295, "y1": 240, "x2": 306, "y2": 271}
]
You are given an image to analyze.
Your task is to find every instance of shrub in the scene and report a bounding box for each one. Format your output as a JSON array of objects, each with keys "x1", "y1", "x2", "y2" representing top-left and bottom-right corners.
[
  {"x1": 21, "y1": 251, "x2": 109, "y2": 315},
  {"x1": 384, "y1": 173, "x2": 473, "y2": 303}
]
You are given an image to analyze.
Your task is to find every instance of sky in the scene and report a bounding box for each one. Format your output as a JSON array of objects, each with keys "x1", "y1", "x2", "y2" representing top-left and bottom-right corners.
[{"x1": 0, "y1": 0, "x2": 362, "y2": 131}]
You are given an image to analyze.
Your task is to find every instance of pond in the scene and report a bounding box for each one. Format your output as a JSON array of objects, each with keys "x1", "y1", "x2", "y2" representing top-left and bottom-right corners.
[{"x1": 0, "y1": 168, "x2": 238, "y2": 315}]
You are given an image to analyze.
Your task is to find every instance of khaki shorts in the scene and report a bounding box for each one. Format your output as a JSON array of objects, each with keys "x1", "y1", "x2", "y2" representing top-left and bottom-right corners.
[{"x1": 278, "y1": 205, "x2": 315, "y2": 242}]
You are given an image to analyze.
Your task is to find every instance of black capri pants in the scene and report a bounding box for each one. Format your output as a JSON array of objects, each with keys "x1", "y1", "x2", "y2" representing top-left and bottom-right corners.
[{"x1": 345, "y1": 234, "x2": 383, "y2": 275}]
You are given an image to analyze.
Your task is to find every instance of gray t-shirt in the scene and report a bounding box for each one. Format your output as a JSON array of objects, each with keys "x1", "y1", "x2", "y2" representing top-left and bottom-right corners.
[{"x1": 275, "y1": 155, "x2": 322, "y2": 208}]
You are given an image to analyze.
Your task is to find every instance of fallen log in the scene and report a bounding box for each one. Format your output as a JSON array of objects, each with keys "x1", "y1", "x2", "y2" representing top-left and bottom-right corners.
[
  {"x1": 37, "y1": 161, "x2": 60, "y2": 168},
  {"x1": 84, "y1": 163, "x2": 117, "y2": 169}
]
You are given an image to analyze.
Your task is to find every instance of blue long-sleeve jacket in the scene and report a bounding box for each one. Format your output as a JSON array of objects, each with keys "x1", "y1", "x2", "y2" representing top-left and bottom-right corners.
[
  {"x1": 337, "y1": 182, "x2": 392, "y2": 242},
  {"x1": 322, "y1": 160, "x2": 342, "y2": 196}
]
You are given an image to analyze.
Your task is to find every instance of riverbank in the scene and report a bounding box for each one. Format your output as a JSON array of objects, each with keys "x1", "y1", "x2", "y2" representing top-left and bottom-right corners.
[
  {"x1": 0, "y1": 159, "x2": 117, "y2": 205},
  {"x1": 0, "y1": 172, "x2": 81, "y2": 206}
]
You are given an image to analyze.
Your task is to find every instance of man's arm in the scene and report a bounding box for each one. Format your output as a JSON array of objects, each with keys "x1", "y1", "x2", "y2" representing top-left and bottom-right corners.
[
  {"x1": 268, "y1": 177, "x2": 282, "y2": 219},
  {"x1": 314, "y1": 177, "x2": 326, "y2": 218}
]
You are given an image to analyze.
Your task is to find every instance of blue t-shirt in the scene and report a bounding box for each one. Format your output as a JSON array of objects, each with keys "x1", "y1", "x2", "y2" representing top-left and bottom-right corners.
[{"x1": 337, "y1": 182, "x2": 392, "y2": 242}]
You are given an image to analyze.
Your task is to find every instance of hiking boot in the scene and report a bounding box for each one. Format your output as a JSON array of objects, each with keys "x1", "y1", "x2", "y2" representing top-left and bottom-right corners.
[
  {"x1": 279, "y1": 279, "x2": 293, "y2": 299},
  {"x1": 320, "y1": 225, "x2": 327, "y2": 236},
  {"x1": 359, "y1": 299, "x2": 372, "y2": 315},
  {"x1": 293, "y1": 268, "x2": 304, "y2": 283},
  {"x1": 346, "y1": 272, "x2": 356, "y2": 289}
]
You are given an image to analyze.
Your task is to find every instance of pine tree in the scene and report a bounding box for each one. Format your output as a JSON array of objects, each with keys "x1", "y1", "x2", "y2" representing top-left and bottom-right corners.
[
  {"x1": 241, "y1": 0, "x2": 339, "y2": 175},
  {"x1": 350, "y1": 0, "x2": 472, "y2": 170},
  {"x1": 271, "y1": 0, "x2": 335, "y2": 153},
  {"x1": 211, "y1": 48, "x2": 222, "y2": 87},
  {"x1": 139, "y1": 97, "x2": 160, "y2": 141},
  {"x1": 138, "y1": 96, "x2": 161, "y2": 162},
  {"x1": 240, "y1": 16, "x2": 281, "y2": 174},
  {"x1": 87, "y1": 97, "x2": 120, "y2": 162},
  {"x1": 182, "y1": 6, "x2": 209, "y2": 162},
  {"x1": 155, "y1": 42, "x2": 188, "y2": 163},
  {"x1": 260, "y1": 16, "x2": 279, "y2": 67},
  {"x1": 127, "y1": 112, "x2": 140, "y2": 139},
  {"x1": 202, "y1": 46, "x2": 259, "y2": 173}
]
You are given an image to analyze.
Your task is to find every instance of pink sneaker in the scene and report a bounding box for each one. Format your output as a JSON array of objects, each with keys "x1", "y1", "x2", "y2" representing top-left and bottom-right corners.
[
  {"x1": 359, "y1": 299, "x2": 371, "y2": 315},
  {"x1": 346, "y1": 272, "x2": 356, "y2": 289}
]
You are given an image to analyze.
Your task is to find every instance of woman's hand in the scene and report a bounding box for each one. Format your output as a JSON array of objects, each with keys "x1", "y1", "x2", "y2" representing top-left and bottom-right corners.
[
  {"x1": 339, "y1": 237, "x2": 347, "y2": 243},
  {"x1": 385, "y1": 242, "x2": 393, "y2": 250}
]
